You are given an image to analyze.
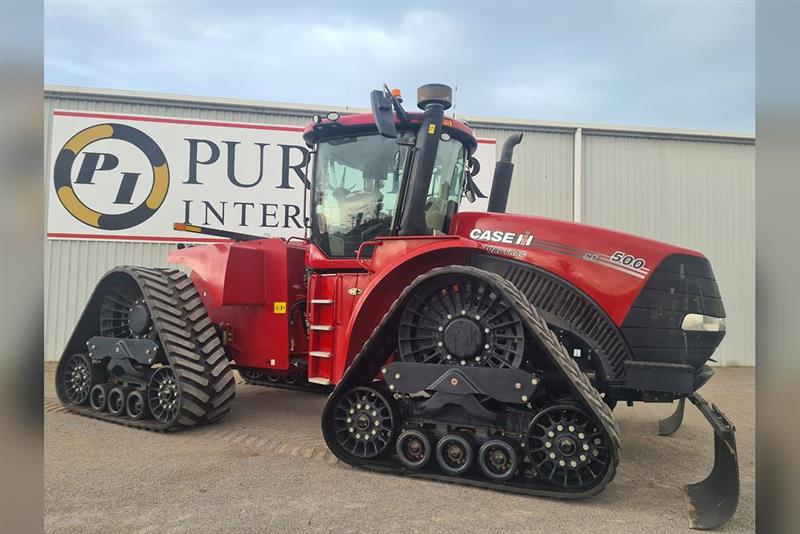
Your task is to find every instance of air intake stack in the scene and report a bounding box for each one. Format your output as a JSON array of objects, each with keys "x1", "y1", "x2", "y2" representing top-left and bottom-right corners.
[{"x1": 397, "y1": 84, "x2": 453, "y2": 236}]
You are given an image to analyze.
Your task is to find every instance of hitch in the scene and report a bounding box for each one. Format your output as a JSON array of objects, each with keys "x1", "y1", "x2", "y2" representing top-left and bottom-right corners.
[{"x1": 683, "y1": 393, "x2": 739, "y2": 530}]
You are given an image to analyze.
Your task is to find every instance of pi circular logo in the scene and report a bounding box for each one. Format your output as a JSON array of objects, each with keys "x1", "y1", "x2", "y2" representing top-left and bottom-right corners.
[{"x1": 53, "y1": 123, "x2": 169, "y2": 230}]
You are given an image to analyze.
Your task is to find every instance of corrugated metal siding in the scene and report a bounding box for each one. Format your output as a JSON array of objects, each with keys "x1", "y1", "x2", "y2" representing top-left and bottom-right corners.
[
  {"x1": 582, "y1": 134, "x2": 755, "y2": 366},
  {"x1": 471, "y1": 128, "x2": 573, "y2": 220},
  {"x1": 44, "y1": 241, "x2": 177, "y2": 359}
]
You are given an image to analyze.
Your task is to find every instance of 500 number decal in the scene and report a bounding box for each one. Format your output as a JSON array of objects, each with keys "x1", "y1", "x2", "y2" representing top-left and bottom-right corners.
[{"x1": 611, "y1": 251, "x2": 646, "y2": 269}]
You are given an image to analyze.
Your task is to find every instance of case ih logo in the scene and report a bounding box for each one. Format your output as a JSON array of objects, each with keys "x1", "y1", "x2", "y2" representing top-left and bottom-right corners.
[
  {"x1": 53, "y1": 123, "x2": 170, "y2": 230},
  {"x1": 469, "y1": 228, "x2": 534, "y2": 247}
]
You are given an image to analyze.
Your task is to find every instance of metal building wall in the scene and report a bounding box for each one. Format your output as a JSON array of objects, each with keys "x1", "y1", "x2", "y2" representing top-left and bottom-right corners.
[
  {"x1": 469, "y1": 127, "x2": 574, "y2": 220},
  {"x1": 44, "y1": 88, "x2": 755, "y2": 366},
  {"x1": 581, "y1": 134, "x2": 756, "y2": 365}
]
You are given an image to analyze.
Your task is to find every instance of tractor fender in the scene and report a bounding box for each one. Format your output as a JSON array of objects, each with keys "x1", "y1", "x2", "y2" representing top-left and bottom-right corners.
[
  {"x1": 337, "y1": 242, "x2": 630, "y2": 387},
  {"x1": 335, "y1": 240, "x2": 480, "y2": 381}
]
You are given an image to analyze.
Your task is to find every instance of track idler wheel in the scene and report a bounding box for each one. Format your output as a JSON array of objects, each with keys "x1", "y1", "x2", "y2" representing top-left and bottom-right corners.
[
  {"x1": 148, "y1": 367, "x2": 180, "y2": 424},
  {"x1": 283, "y1": 370, "x2": 300, "y2": 385},
  {"x1": 107, "y1": 386, "x2": 131, "y2": 417},
  {"x1": 396, "y1": 428, "x2": 435, "y2": 470},
  {"x1": 125, "y1": 389, "x2": 148, "y2": 420},
  {"x1": 435, "y1": 433, "x2": 475, "y2": 475},
  {"x1": 478, "y1": 438, "x2": 520, "y2": 482},
  {"x1": 241, "y1": 369, "x2": 264, "y2": 382},
  {"x1": 62, "y1": 353, "x2": 98, "y2": 405},
  {"x1": 527, "y1": 404, "x2": 612, "y2": 490},
  {"x1": 332, "y1": 385, "x2": 397, "y2": 459},
  {"x1": 89, "y1": 383, "x2": 112, "y2": 412}
]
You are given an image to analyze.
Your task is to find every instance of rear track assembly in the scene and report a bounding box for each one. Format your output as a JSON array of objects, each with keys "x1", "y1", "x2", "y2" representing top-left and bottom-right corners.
[{"x1": 55, "y1": 267, "x2": 236, "y2": 431}]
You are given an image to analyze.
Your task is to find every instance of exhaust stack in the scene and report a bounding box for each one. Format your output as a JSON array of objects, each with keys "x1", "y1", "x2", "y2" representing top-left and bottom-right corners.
[{"x1": 487, "y1": 133, "x2": 524, "y2": 213}]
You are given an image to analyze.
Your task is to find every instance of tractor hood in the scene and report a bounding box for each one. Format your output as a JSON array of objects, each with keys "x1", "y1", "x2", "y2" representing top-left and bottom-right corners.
[{"x1": 450, "y1": 211, "x2": 706, "y2": 326}]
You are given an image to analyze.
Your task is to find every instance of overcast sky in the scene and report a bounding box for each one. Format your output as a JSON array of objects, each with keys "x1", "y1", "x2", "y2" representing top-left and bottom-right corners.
[{"x1": 44, "y1": 1, "x2": 755, "y2": 132}]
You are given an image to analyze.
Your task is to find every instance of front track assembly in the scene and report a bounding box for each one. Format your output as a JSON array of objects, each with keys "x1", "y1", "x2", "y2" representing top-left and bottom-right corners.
[
  {"x1": 55, "y1": 267, "x2": 236, "y2": 431},
  {"x1": 322, "y1": 266, "x2": 620, "y2": 499}
]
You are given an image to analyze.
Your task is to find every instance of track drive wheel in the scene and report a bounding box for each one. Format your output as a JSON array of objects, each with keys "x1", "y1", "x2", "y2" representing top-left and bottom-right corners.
[{"x1": 332, "y1": 385, "x2": 398, "y2": 459}]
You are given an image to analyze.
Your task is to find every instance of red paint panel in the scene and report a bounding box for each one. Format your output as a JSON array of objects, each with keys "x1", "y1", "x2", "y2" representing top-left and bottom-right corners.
[
  {"x1": 168, "y1": 238, "x2": 306, "y2": 371},
  {"x1": 450, "y1": 212, "x2": 703, "y2": 325}
]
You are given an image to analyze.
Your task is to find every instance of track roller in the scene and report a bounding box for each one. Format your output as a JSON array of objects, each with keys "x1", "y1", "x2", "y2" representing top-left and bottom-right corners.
[
  {"x1": 125, "y1": 389, "x2": 148, "y2": 420},
  {"x1": 107, "y1": 386, "x2": 131, "y2": 416},
  {"x1": 89, "y1": 384, "x2": 112, "y2": 412},
  {"x1": 478, "y1": 438, "x2": 520, "y2": 482},
  {"x1": 435, "y1": 433, "x2": 475, "y2": 475},
  {"x1": 396, "y1": 428, "x2": 435, "y2": 470}
]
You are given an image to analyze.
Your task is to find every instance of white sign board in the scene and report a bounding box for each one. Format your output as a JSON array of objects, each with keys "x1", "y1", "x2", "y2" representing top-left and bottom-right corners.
[{"x1": 47, "y1": 110, "x2": 496, "y2": 242}]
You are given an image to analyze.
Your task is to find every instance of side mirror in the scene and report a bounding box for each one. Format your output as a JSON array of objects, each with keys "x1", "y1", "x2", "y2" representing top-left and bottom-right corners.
[
  {"x1": 463, "y1": 161, "x2": 486, "y2": 203},
  {"x1": 468, "y1": 156, "x2": 481, "y2": 177},
  {"x1": 370, "y1": 90, "x2": 397, "y2": 138}
]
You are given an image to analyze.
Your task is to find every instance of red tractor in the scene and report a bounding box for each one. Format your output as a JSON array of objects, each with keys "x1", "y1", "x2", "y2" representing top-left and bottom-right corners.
[{"x1": 56, "y1": 84, "x2": 738, "y2": 529}]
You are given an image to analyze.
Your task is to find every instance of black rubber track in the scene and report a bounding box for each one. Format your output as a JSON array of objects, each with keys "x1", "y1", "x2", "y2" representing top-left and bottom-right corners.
[
  {"x1": 322, "y1": 265, "x2": 620, "y2": 498},
  {"x1": 55, "y1": 267, "x2": 236, "y2": 431}
]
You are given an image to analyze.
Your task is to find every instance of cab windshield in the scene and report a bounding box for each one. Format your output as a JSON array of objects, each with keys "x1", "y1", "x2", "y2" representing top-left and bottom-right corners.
[{"x1": 311, "y1": 133, "x2": 467, "y2": 258}]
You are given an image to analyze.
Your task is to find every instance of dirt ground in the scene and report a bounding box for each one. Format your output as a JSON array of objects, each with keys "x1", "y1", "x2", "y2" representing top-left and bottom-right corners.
[{"x1": 44, "y1": 364, "x2": 754, "y2": 533}]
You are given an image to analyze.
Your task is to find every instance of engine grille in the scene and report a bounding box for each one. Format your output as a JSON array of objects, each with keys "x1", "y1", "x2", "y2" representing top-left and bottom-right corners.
[{"x1": 620, "y1": 254, "x2": 725, "y2": 370}]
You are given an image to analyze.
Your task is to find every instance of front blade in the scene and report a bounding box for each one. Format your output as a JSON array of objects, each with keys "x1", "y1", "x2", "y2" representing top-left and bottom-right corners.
[{"x1": 683, "y1": 393, "x2": 739, "y2": 530}]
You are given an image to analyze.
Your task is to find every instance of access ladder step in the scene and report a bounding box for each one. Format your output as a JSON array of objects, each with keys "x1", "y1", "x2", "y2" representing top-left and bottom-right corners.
[
  {"x1": 310, "y1": 351, "x2": 332, "y2": 359},
  {"x1": 310, "y1": 325, "x2": 334, "y2": 331},
  {"x1": 311, "y1": 299, "x2": 334, "y2": 304},
  {"x1": 308, "y1": 377, "x2": 331, "y2": 385}
]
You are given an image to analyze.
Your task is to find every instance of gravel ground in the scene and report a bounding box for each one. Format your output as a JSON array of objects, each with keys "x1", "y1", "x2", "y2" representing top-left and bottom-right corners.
[{"x1": 44, "y1": 364, "x2": 754, "y2": 533}]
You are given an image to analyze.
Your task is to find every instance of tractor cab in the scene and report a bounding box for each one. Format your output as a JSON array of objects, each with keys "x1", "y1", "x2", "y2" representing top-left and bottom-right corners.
[{"x1": 302, "y1": 85, "x2": 480, "y2": 258}]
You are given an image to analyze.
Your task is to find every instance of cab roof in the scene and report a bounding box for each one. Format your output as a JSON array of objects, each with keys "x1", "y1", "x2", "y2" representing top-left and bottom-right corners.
[{"x1": 302, "y1": 112, "x2": 478, "y2": 155}]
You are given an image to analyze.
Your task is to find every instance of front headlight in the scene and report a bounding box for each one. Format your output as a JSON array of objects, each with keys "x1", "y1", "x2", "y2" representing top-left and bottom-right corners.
[{"x1": 681, "y1": 313, "x2": 726, "y2": 332}]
